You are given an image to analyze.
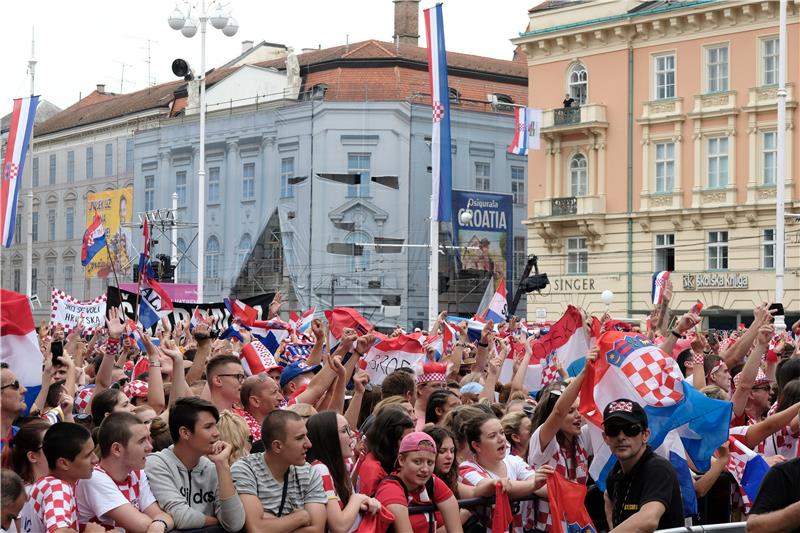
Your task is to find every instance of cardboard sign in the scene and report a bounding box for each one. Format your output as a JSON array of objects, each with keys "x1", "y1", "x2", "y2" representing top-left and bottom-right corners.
[{"x1": 50, "y1": 289, "x2": 107, "y2": 334}]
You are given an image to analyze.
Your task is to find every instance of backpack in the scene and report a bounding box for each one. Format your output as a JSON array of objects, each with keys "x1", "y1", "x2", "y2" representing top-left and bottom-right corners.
[{"x1": 374, "y1": 474, "x2": 437, "y2": 533}]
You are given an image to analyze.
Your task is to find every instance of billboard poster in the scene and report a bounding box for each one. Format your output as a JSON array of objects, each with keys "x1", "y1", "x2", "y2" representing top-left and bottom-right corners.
[
  {"x1": 85, "y1": 187, "x2": 134, "y2": 279},
  {"x1": 452, "y1": 189, "x2": 513, "y2": 292}
]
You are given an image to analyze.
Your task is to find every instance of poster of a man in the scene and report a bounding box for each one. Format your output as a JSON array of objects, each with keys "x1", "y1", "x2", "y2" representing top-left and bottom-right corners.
[{"x1": 85, "y1": 187, "x2": 133, "y2": 279}]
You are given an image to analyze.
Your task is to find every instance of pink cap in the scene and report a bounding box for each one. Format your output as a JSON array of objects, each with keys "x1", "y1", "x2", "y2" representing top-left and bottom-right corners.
[{"x1": 398, "y1": 431, "x2": 437, "y2": 454}]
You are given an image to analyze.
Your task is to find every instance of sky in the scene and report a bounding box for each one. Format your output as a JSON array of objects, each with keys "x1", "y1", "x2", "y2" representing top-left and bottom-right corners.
[{"x1": 2, "y1": 0, "x2": 540, "y2": 115}]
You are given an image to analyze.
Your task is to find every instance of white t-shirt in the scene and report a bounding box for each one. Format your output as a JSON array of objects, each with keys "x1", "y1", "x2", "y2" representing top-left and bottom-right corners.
[{"x1": 75, "y1": 466, "x2": 157, "y2": 530}]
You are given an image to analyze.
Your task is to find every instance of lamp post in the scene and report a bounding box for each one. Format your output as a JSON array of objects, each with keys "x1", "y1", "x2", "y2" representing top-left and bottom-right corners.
[
  {"x1": 601, "y1": 289, "x2": 614, "y2": 315},
  {"x1": 167, "y1": 1, "x2": 237, "y2": 303},
  {"x1": 774, "y1": 0, "x2": 788, "y2": 333}
]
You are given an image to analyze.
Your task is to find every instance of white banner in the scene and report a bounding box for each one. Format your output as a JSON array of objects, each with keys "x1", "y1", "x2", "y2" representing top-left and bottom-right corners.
[
  {"x1": 361, "y1": 336, "x2": 426, "y2": 385},
  {"x1": 50, "y1": 288, "x2": 107, "y2": 334}
]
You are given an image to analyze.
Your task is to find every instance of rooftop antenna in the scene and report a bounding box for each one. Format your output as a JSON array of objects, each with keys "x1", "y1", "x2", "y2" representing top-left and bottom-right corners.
[
  {"x1": 114, "y1": 60, "x2": 133, "y2": 93},
  {"x1": 346, "y1": 34, "x2": 349, "y2": 53},
  {"x1": 143, "y1": 38, "x2": 159, "y2": 87}
]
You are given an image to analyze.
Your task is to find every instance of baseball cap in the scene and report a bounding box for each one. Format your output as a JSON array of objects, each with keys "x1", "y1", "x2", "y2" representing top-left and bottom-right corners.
[
  {"x1": 602, "y1": 399, "x2": 648, "y2": 428},
  {"x1": 122, "y1": 380, "x2": 149, "y2": 399},
  {"x1": 279, "y1": 361, "x2": 321, "y2": 388},
  {"x1": 398, "y1": 431, "x2": 437, "y2": 454}
]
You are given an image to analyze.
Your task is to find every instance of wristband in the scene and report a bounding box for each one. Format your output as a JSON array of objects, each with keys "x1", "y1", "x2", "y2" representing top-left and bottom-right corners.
[
  {"x1": 105, "y1": 337, "x2": 122, "y2": 355},
  {"x1": 670, "y1": 330, "x2": 682, "y2": 339},
  {"x1": 151, "y1": 519, "x2": 169, "y2": 532},
  {"x1": 692, "y1": 351, "x2": 704, "y2": 365},
  {"x1": 478, "y1": 341, "x2": 489, "y2": 348}
]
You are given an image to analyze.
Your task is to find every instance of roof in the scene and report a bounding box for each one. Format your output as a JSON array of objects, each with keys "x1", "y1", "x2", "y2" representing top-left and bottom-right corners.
[
  {"x1": 253, "y1": 39, "x2": 527, "y2": 80},
  {"x1": 529, "y1": 0, "x2": 587, "y2": 13},
  {"x1": 1, "y1": 99, "x2": 62, "y2": 134},
  {"x1": 35, "y1": 80, "x2": 184, "y2": 136}
]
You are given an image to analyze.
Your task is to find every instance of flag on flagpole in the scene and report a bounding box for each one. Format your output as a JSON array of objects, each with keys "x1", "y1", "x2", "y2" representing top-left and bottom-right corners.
[
  {"x1": 507, "y1": 107, "x2": 542, "y2": 155},
  {"x1": 726, "y1": 434, "x2": 770, "y2": 511},
  {"x1": 651, "y1": 271, "x2": 671, "y2": 305},
  {"x1": 482, "y1": 277, "x2": 507, "y2": 323},
  {"x1": 81, "y1": 213, "x2": 107, "y2": 267},
  {"x1": 0, "y1": 289, "x2": 44, "y2": 414},
  {"x1": 424, "y1": 3, "x2": 452, "y2": 223},
  {"x1": 138, "y1": 277, "x2": 174, "y2": 329},
  {"x1": 1, "y1": 96, "x2": 39, "y2": 248}
]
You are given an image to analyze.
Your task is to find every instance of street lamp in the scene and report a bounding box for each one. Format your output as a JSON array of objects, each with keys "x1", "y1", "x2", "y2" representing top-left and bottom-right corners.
[
  {"x1": 167, "y1": 0, "x2": 237, "y2": 303},
  {"x1": 601, "y1": 289, "x2": 614, "y2": 313}
]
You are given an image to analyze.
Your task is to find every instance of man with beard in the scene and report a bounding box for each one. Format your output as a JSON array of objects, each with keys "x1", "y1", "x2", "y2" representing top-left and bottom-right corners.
[
  {"x1": 75, "y1": 412, "x2": 173, "y2": 532},
  {"x1": 145, "y1": 398, "x2": 245, "y2": 531}
]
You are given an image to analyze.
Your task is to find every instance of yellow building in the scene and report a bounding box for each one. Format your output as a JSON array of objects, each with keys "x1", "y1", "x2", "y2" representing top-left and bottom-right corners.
[{"x1": 513, "y1": 0, "x2": 800, "y2": 328}]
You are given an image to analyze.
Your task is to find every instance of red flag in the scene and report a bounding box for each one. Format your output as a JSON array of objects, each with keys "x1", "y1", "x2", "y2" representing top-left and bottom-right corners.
[
  {"x1": 491, "y1": 482, "x2": 513, "y2": 533},
  {"x1": 546, "y1": 471, "x2": 596, "y2": 533},
  {"x1": 324, "y1": 307, "x2": 383, "y2": 345}
]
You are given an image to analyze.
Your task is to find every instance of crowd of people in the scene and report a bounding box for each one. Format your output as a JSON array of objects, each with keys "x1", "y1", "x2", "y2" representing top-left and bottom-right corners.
[{"x1": 1, "y1": 286, "x2": 799, "y2": 533}]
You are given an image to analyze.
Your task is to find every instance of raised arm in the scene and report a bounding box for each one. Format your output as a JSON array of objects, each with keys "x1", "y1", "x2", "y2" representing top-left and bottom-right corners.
[
  {"x1": 732, "y1": 324, "x2": 773, "y2": 418},
  {"x1": 185, "y1": 316, "x2": 214, "y2": 385}
]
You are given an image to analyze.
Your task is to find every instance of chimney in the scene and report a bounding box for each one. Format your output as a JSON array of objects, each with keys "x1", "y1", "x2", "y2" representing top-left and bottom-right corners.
[
  {"x1": 96, "y1": 83, "x2": 105, "y2": 94},
  {"x1": 393, "y1": 0, "x2": 420, "y2": 46},
  {"x1": 241, "y1": 40, "x2": 254, "y2": 53}
]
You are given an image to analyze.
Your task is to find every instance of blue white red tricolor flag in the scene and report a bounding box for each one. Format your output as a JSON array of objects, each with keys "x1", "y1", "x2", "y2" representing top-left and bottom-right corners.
[
  {"x1": 1, "y1": 96, "x2": 39, "y2": 248},
  {"x1": 0, "y1": 289, "x2": 44, "y2": 415},
  {"x1": 189, "y1": 308, "x2": 204, "y2": 331},
  {"x1": 284, "y1": 343, "x2": 314, "y2": 364},
  {"x1": 424, "y1": 3, "x2": 452, "y2": 223},
  {"x1": 250, "y1": 318, "x2": 292, "y2": 354},
  {"x1": 81, "y1": 212, "x2": 107, "y2": 267},
  {"x1": 726, "y1": 433, "x2": 770, "y2": 511},
  {"x1": 651, "y1": 271, "x2": 671, "y2": 305},
  {"x1": 289, "y1": 308, "x2": 316, "y2": 333},
  {"x1": 507, "y1": 107, "x2": 542, "y2": 155},
  {"x1": 482, "y1": 277, "x2": 507, "y2": 323},
  {"x1": 138, "y1": 277, "x2": 174, "y2": 329}
]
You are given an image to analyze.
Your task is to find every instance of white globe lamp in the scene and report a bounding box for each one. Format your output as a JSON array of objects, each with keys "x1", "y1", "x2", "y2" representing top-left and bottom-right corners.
[
  {"x1": 601, "y1": 289, "x2": 614, "y2": 309},
  {"x1": 210, "y1": 6, "x2": 229, "y2": 29},
  {"x1": 222, "y1": 17, "x2": 239, "y2": 37},
  {"x1": 181, "y1": 16, "x2": 198, "y2": 38},
  {"x1": 168, "y1": 8, "x2": 186, "y2": 30},
  {"x1": 459, "y1": 210, "x2": 473, "y2": 225}
]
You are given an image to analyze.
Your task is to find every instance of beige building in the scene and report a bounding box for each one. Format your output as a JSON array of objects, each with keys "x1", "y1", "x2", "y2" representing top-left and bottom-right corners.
[{"x1": 513, "y1": 0, "x2": 799, "y2": 328}]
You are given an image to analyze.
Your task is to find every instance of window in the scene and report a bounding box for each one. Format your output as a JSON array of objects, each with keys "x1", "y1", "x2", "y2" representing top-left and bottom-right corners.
[
  {"x1": 67, "y1": 151, "x2": 75, "y2": 183},
  {"x1": 176, "y1": 170, "x2": 187, "y2": 207},
  {"x1": 654, "y1": 54, "x2": 676, "y2": 100},
  {"x1": 176, "y1": 238, "x2": 187, "y2": 282},
  {"x1": 105, "y1": 143, "x2": 113, "y2": 176},
  {"x1": 474, "y1": 162, "x2": 491, "y2": 191},
  {"x1": 46, "y1": 265, "x2": 55, "y2": 288},
  {"x1": 493, "y1": 94, "x2": 514, "y2": 112},
  {"x1": 32, "y1": 157, "x2": 39, "y2": 187},
  {"x1": 345, "y1": 231, "x2": 372, "y2": 272},
  {"x1": 241, "y1": 162, "x2": 255, "y2": 200},
  {"x1": 205, "y1": 236, "x2": 220, "y2": 279},
  {"x1": 449, "y1": 87, "x2": 461, "y2": 105},
  {"x1": 237, "y1": 233, "x2": 252, "y2": 272},
  {"x1": 208, "y1": 166, "x2": 220, "y2": 203},
  {"x1": 14, "y1": 214, "x2": 22, "y2": 245},
  {"x1": 568, "y1": 63, "x2": 588, "y2": 105},
  {"x1": 281, "y1": 157, "x2": 295, "y2": 198},
  {"x1": 762, "y1": 37, "x2": 779, "y2": 86},
  {"x1": 31, "y1": 268, "x2": 37, "y2": 294},
  {"x1": 31, "y1": 212, "x2": 38, "y2": 242},
  {"x1": 66, "y1": 207, "x2": 75, "y2": 240},
  {"x1": 48, "y1": 209, "x2": 55, "y2": 241},
  {"x1": 511, "y1": 166, "x2": 525, "y2": 204},
  {"x1": 655, "y1": 233, "x2": 675, "y2": 272},
  {"x1": 13, "y1": 269, "x2": 20, "y2": 293},
  {"x1": 567, "y1": 237, "x2": 588, "y2": 274},
  {"x1": 654, "y1": 142, "x2": 675, "y2": 193},
  {"x1": 64, "y1": 265, "x2": 73, "y2": 294},
  {"x1": 707, "y1": 45, "x2": 729, "y2": 93},
  {"x1": 763, "y1": 228, "x2": 775, "y2": 269},
  {"x1": 513, "y1": 236, "x2": 527, "y2": 281},
  {"x1": 49, "y1": 154, "x2": 56, "y2": 185},
  {"x1": 86, "y1": 147, "x2": 93, "y2": 179},
  {"x1": 707, "y1": 137, "x2": 729, "y2": 189},
  {"x1": 144, "y1": 175, "x2": 155, "y2": 211},
  {"x1": 569, "y1": 153, "x2": 588, "y2": 196},
  {"x1": 126, "y1": 139, "x2": 134, "y2": 173},
  {"x1": 763, "y1": 131, "x2": 777, "y2": 185},
  {"x1": 347, "y1": 153, "x2": 371, "y2": 197},
  {"x1": 708, "y1": 231, "x2": 729, "y2": 270}
]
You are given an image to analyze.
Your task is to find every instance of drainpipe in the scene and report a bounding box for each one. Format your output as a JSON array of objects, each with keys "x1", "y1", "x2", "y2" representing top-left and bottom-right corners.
[{"x1": 626, "y1": 44, "x2": 634, "y2": 316}]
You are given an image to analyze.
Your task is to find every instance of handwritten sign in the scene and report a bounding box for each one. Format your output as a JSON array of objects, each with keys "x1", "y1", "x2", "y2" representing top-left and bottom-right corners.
[
  {"x1": 362, "y1": 336, "x2": 425, "y2": 385},
  {"x1": 50, "y1": 289, "x2": 107, "y2": 334}
]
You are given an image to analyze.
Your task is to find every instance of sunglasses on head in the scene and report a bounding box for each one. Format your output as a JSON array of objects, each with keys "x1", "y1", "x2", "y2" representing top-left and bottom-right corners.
[{"x1": 604, "y1": 423, "x2": 643, "y2": 438}]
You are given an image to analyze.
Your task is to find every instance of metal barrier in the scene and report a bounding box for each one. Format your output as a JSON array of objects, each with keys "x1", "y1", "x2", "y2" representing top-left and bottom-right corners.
[{"x1": 656, "y1": 523, "x2": 746, "y2": 533}]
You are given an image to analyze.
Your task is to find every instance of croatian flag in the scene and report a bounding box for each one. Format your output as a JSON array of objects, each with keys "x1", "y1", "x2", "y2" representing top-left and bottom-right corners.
[
  {"x1": 285, "y1": 343, "x2": 315, "y2": 364},
  {"x1": 138, "y1": 277, "x2": 174, "y2": 329},
  {"x1": 363, "y1": 335, "x2": 426, "y2": 385},
  {"x1": 289, "y1": 308, "x2": 316, "y2": 333},
  {"x1": 81, "y1": 213, "x2": 107, "y2": 267},
  {"x1": 546, "y1": 471, "x2": 596, "y2": 533},
  {"x1": 250, "y1": 318, "x2": 292, "y2": 354},
  {"x1": 240, "y1": 339, "x2": 280, "y2": 376},
  {"x1": 507, "y1": 107, "x2": 542, "y2": 156},
  {"x1": 324, "y1": 307, "x2": 378, "y2": 347},
  {"x1": 219, "y1": 322, "x2": 245, "y2": 343},
  {"x1": 530, "y1": 305, "x2": 589, "y2": 374},
  {"x1": 651, "y1": 271, "x2": 671, "y2": 305},
  {"x1": 0, "y1": 289, "x2": 43, "y2": 414},
  {"x1": 1, "y1": 96, "x2": 39, "y2": 248},
  {"x1": 579, "y1": 331, "x2": 732, "y2": 490},
  {"x1": 445, "y1": 316, "x2": 494, "y2": 344},
  {"x1": 424, "y1": 3, "x2": 452, "y2": 223},
  {"x1": 482, "y1": 277, "x2": 507, "y2": 323},
  {"x1": 727, "y1": 434, "x2": 770, "y2": 510},
  {"x1": 224, "y1": 297, "x2": 258, "y2": 327},
  {"x1": 189, "y1": 308, "x2": 204, "y2": 331}
]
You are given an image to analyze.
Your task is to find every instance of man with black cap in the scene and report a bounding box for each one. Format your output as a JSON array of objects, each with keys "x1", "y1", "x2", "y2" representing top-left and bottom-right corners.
[{"x1": 602, "y1": 398, "x2": 684, "y2": 532}]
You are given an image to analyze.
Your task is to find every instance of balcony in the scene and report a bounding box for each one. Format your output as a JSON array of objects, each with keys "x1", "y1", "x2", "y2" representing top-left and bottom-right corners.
[
  {"x1": 533, "y1": 195, "x2": 604, "y2": 218},
  {"x1": 541, "y1": 103, "x2": 608, "y2": 133},
  {"x1": 551, "y1": 196, "x2": 577, "y2": 215}
]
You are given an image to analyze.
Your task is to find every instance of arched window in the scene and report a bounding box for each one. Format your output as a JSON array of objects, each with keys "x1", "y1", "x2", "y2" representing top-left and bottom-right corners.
[
  {"x1": 345, "y1": 231, "x2": 372, "y2": 272},
  {"x1": 568, "y1": 63, "x2": 588, "y2": 105},
  {"x1": 448, "y1": 87, "x2": 461, "y2": 105},
  {"x1": 237, "y1": 233, "x2": 252, "y2": 272},
  {"x1": 176, "y1": 238, "x2": 187, "y2": 282},
  {"x1": 569, "y1": 153, "x2": 588, "y2": 197},
  {"x1": 205, "y1": 236, "x2": 220, "y2": 280}
]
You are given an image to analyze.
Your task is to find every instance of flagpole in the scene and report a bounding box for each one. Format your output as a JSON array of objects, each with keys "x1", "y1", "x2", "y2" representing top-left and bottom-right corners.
[
  {"x1": 25, "y1": 27, "x2": 36, "y2": 301},
  {"x1": 428, "y1": 197, "x2": 439, "y2": 329}
]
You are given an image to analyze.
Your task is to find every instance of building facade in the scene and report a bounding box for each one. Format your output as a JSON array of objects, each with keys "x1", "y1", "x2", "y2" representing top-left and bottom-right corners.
[{"x1": 514, "y1": 0, "x2": 799, "y2": 328}]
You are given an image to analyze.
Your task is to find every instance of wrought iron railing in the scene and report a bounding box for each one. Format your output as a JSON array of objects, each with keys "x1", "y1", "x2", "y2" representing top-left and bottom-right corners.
[
  {"x1": 551, "y1": 196, "x2": 578, "y2": 216},
  {"x1": 554, "y1": 106, "x2": 581, "y2": 125}
]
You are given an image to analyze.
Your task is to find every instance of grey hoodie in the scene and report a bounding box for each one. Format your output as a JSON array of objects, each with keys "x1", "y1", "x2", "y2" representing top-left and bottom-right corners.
[{"x1": 145, "y1": 446, "x2": 245, "y2": 531}]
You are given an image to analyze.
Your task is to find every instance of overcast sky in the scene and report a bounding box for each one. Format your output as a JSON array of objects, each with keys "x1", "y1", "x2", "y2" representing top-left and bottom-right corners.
[{"x1": 2, "y1": 0, "x2": 541, "y2": 115}]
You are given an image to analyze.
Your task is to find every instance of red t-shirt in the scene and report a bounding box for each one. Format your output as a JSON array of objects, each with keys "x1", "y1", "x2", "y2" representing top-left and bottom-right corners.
[
  {"x1": 374, "y1": 474, "x2": 453, "y2": 532},
  {"x1": 354, "y1": 452, "x2": 387, "y2": 496}
]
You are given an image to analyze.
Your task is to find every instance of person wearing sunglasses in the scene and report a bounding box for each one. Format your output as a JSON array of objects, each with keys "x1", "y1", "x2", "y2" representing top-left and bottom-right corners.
[
  {"x1": 602, "y1": 399, "x2": 684, "y2": 532},
  {"x1": 0, "y1": 364, "x2": 27, "y2": 452},
  {"x1": 206, "y1": 355, "x2": 246, "y2": 413}
]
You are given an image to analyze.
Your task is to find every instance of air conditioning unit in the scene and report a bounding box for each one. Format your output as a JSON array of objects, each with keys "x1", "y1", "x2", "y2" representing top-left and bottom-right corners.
[
  {"x1": 368, "y1": 280, "x2": 381, "y2": 289},
  {"x1": 287, "y1": 211, "x2": 296, "y2": 219}
]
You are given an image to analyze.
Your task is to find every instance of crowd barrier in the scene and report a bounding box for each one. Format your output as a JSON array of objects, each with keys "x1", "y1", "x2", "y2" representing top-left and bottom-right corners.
[{"x1": 656, "y1": 524, "x2": 746, "y2": 533}]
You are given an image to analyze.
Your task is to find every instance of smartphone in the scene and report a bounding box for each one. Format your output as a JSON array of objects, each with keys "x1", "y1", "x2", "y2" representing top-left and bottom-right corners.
[
  {"x1": 769, "y1": 303, "x2": 785, "y2": 316},
  {"x1": 51, "y1": 341, "x2": 63, "y2": 366}
]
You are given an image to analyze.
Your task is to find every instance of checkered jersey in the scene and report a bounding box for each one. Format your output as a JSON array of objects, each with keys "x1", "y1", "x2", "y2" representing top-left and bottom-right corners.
[
  {"x1": 233, "y1": 408, "x2": 262, "y2": 441},
  {"x1": 621, "y1": 351, "x2": 683, "y2": 407},
  {"x1": 26, "y1": 475, "x2": 78, "y2": 533},
  {"x1": 76, "y1": 464, "x2": 156, "y2": 529},
  {"x1": 541, "y1": 351, "x2": 560, "y2": 387}
]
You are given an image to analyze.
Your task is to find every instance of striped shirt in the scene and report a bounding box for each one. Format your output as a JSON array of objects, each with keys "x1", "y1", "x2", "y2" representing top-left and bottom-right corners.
[{"x1": 231, "y1": 454, "x2": 327, "y2": 516}]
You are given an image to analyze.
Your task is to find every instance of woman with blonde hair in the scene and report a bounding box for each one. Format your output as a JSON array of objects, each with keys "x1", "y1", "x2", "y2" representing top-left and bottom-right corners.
[
  {"x1": 501, "y1": 410, "x2": 532, "y2": 458},
  {"x1": 217, "y1": 410, "x2": 251, "y2": 465}
]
